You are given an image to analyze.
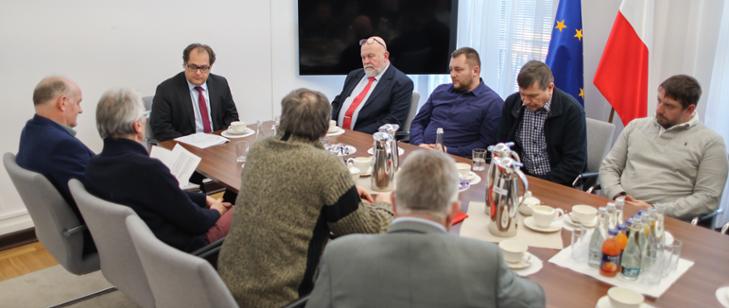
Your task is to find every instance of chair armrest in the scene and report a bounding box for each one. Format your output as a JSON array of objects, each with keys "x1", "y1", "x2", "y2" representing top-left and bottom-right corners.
[
  {"x1": 691, "y1": 208, "x2": 723, "y2": 226},
  {"x1": 571, "y1": 172, "x2": 599, "y2": 189},
  {"x1": 192, "y1": 237, "x2": 224, "y2": 268},
  {"x1": 62, "y1": 224, "x2": 88, "y2": 237},
  {"x1": 721, "y1": 221, "x2": 729, "y2": 235},
  {"x1": 282, "y1": 295, "x2": 309, "y2": 308}
]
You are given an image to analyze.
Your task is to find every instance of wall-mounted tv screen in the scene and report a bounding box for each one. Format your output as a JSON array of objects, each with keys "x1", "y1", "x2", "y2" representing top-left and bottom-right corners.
[{"x1": 298, "y1": 0, "x2": 459, "y2": 75}]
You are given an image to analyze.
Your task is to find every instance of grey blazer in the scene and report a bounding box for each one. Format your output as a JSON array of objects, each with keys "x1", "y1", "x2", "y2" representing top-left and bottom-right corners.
[{"x1": 306, "y1": 219, "x2": 545, "y2": 308}]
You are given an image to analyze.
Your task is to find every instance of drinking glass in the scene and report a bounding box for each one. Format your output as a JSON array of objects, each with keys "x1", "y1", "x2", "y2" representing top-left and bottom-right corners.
[
  {"x1": 570, "y1": 226, "x2": 588, "y2": 262},
  {"x1": 472, "y1": 148, "x2": 487, "y2": 171},
  {"x1": 666, "y1": 239, "x2": 682, "y2": 272},
  {"x1": 236, "y1": 141, "x2": 250, "y2": 163}
]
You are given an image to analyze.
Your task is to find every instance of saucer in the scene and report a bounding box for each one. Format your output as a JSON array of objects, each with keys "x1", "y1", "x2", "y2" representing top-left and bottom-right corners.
[
  {"x1": 358, "y1": 167, "x2": 373, "y2": 177},
  {"x1": 367, "y1": 147, "x2": 404, "y2": 155},
  {"x1": 326, "y1": 127, "x2": 345, "y2": 137},
  {"x1": 506, "y1": 254, "x2": 532, "y2": 270},
  {"x1": 715, "y1": 286, "x2": 729, "y2": 308},
  {"x1": 461, "y1": 171, "x2": 482, "y2": 185},
  {"x1": 595, "y1": 295, "x2": 653, "y2": 308},
  {"x1": 221, "y1": 128, "x2": 254, "y2": 139},
  {"x1": 524, "y1": 217, "x2": 562, "y2": 233},
  {"x1": 565, "y1": 213, "x2": 598, "y2": 228},
  {"x1": 325, "y1": 143, "x2": 356, "y2": 156}
]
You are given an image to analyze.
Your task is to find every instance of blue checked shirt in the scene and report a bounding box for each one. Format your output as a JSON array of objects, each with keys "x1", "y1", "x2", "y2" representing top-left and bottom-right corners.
[{"x1": 517, "y1": 100, "x2": 552, "y2": 176}]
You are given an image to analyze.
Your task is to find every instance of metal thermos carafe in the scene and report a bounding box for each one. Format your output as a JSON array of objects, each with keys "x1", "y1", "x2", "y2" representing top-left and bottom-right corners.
[
  {"x1": 371, "y1": 132, "x2": 396, "y2": 191},
  {"x1": 485, "y1": 142, "x2": 528, "y2": 237},
  {"x1": 378, "y1": 124, "x2": 400, "y2": 170}
]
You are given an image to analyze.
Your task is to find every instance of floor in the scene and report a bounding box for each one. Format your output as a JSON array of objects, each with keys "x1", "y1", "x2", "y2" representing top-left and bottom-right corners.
[{"x1": 0, "y1": 241, "x2": 57, "y2": 281}]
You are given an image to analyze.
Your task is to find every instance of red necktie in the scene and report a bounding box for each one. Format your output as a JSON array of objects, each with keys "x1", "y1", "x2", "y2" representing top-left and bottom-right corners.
[
  {"x1": 194, "y1": 86, "x2": 212, "y2": 133},
  {"x1": 342, "y1": 77, "x2": 376, "y2": 130}
]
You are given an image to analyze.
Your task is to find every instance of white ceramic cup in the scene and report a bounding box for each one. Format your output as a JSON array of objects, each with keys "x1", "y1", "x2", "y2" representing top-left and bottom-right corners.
[
  {"x1": 532, "y1": 205, "x2": 564, "y2": 228},
  {"x1": 607, "y1": 287, "x2": 644, "y2": 308},
  {"x1": 352, "y1": 156, "x2": 372, "y2": 174},
  {"x1": 228, "y1": 121, "x2": 247, "y2": 134},
  {"x1": 499, "y1": 239, "x2": 528, "y2": 263},
  {"x1": 455, "y1": 162, "x2": 471, "y2": 179},
  {"x1": 328, "y1": 120, "x2": 338, "y2": 132},
  {"x1": 571, "y1": 204, "x2": 598, "y2": 225},
  {"x1": 348, "y1": 166, "x2": 361, "y2": 181}
]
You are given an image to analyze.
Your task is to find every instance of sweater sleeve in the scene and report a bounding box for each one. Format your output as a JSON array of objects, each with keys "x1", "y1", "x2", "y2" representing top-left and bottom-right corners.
[
  {"x1": 654, "y1": 135, "x2": 729, "y2": 219},
  {"x1": 599, "y1": 121, "x2": 633, "y2": 200}
]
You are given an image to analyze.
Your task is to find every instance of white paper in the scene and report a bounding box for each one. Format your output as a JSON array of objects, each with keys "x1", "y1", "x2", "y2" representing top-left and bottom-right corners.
[
  {"x1": 150, "y1": 144, "x2": 201, "y2": 189},
  {"x1": 174, "y1": 132, "x2": 229, "y2": 149},
  {"x1": 549, "y1": 245, "x2": 694, "y2": 298}
]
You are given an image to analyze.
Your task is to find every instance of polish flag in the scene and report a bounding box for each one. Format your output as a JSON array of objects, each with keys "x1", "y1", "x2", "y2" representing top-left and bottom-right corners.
[{"x1": 594, "y1": 0, "x2": 654, "y2": 126}]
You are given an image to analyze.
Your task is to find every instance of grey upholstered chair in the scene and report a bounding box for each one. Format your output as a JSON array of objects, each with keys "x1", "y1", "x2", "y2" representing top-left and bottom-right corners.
[
  {"x1": 142, "y1": 95, "x2": 157, "y2": 146},
  {"x1": 126, "y1": 214, "x2": 238, "y2": 308},
  {"x1": 399, "y1": 91, "x2": 421, "y2": 142},
  {"x1": 572, "y1": 117, "x2": 616, "y2": 192},
  {"x1": 68, "y1": 179, "x2": 155, "y2": 308},
  {"x1": 3, "y1": 153, "x2": 115, "y2": 306}
]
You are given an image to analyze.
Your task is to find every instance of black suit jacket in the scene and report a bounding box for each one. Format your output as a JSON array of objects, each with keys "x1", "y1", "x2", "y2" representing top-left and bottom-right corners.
[
  {"x1": 150, "y1": 72, "x2": 239, "y2": 141},
  {"x1": 331, "y1": 65, "x2": 413, "y2": 134},
  {"x1": 498, "y1": 88, "x2": 587, "y2": 186},
  {"x1": 84, "y1": 138, "x2": 220, "y2": 252}
]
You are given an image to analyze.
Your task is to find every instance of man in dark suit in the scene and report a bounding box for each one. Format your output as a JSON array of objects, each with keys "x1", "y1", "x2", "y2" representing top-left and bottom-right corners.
[
  {"x1": 307, "y1": 151, "x2": 545, "y2": 308},
  {"x1": 331, "y1": 36, "x2": 413, "y2": 134},
  {"x1": 498, "y1": 60, "x2": 586, "y2": 186},
  {"x1": 85, "y1": 88, "x2": 233, "y2": 252},
  {"x1": 16, "y1": 76, "x2": 96, "y2": 254},
  {"x1": 150, "y1": 43, "x2": 239, "y2": 141}
]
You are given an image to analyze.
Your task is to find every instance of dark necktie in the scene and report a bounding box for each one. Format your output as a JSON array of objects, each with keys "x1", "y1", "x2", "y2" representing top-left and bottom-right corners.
[{"x1": 194, "y1": 86, "x2": 212, "y2": 133}]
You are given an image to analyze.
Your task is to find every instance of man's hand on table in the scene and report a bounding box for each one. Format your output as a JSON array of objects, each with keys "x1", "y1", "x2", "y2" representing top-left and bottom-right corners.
[
  {"x1": 625, "y1": 195, "x2": 652, "y2": 210},
  {"x1": 418, "y1": 144, "x2": 447, "y2": 152},
  {"x1": 356, "y1": 185, "x2": 375, "y2": 203}
]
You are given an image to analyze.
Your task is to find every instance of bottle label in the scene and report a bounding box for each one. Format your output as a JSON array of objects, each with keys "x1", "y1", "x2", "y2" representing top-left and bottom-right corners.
[
  {"x1": 600, "y1": 254, "x2": 621, "y2": 274},
  {"x1": 621, "y1": 266, "x2": 640, "y2": 278}
]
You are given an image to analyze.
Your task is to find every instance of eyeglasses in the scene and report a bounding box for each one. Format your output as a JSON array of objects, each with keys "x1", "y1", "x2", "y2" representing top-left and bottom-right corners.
[
  {"x1": 185, "y1": 64, "x2": 211, "y2": 73},
  {"x1": 359, "y1": 37, "x2": 386, "y2": 48}
]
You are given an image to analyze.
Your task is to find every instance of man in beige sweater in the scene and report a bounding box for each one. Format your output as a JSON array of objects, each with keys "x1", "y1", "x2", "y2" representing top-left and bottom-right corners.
[{"x1": 600, "y1": 75, "x2": 728, "y2": 221}]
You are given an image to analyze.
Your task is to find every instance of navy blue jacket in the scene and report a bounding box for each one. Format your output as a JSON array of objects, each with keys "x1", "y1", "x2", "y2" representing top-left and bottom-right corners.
[
  {"x1": 84, "y1": 138, "x2": 220, "y2": 252},
  {"x1": 17, "y1": 115, "x2": 95, "y2": 220},
  {"x1": 498, "y1": 88, "x2": 587, "y2": 186},
  {"x1": 331, "y1": 65, "x2": 414, "y2": 134}
]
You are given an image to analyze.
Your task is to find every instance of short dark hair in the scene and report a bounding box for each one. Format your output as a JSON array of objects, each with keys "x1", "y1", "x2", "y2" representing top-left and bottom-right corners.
[
  {"x1": 32, "y1": 77, "x2": 69, "y2": 105},
  {"x1": 451, "y1": 47, "x2": 481, "y2": 67},
  {"x1": 659, "y1": 75, "x2": 702, "y2": 109},
  {"x1": 517, "y1": 60, "x2": 554, "y2": 90},
  {"x1": 183, "y1": 43, "x2": 216, "y2": 66},
  {"x1": 279, "y1": 88, "x2": 331, "y2": 141}
]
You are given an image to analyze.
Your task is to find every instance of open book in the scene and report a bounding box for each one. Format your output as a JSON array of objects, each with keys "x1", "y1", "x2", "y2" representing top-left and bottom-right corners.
[
  {"x1": 174, "y1": 132, "x2": 229, "y2": 149},
  {"x1": 150, "y1": 144, "x2": 201, "y2": 189}
]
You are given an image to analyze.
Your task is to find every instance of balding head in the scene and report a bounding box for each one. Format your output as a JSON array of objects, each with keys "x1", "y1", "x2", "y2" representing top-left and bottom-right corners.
[
  {"x1": 360, "y1": 36, "x2": 390, "y2": 77},
  {"x1": 32, "y1": 76, "x2": 83, "y2": 128}
]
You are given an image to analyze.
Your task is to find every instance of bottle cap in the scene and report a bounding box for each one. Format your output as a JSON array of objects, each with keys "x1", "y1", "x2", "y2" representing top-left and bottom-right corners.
[{"x1": 608, "y1": 228, "x2": 618, "y2": 236}]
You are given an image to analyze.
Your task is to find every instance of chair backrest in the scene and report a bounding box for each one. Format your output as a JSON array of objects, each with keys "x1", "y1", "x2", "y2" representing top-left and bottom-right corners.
[
  {"x1": 126, "y1": 215, "x2": 238, "y2": 308},
  {"x1": 2, "y1": 153, "x2": 98, "y2": 275},
  {"x1": 402, "y1": 91, "x2": 421, "y2": 132},
  {"x1": 142, "y1": 95, "x2": 157, "y2": 145},
  {"x1": 68, "y1": 179, "x2": 155, "y2": 308},
  {"x1": 585, "y1": 117, "x2": 616, "y2": 172}
]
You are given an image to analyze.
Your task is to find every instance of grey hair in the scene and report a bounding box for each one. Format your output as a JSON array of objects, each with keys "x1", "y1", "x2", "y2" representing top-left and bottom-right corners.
[
  {"x1": 395, "y1": 151, "x2": 459, "y2": 216},
  {"x1": 278, "y1": 88, "x2": 331, "y2": 141},
  {"x1": 517, "y1": 60, "x2": 554, "y2": 90},
  {"x1": 33, "y1": 76, "x2": 70, "y2": 105},
  {"x1": 95, "y1": 88, "x2": 145, "y2": 139}
]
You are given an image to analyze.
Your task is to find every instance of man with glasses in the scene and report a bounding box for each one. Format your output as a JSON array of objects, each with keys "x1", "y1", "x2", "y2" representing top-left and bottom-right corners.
[
  {"x1": 150, "y1": 43, "x2": 239, "y2": 141},
  {"x1": 497, "y1": 60, "x2": 586, "y2": 186},
  {"x1": 331, "y1": 36, "x2": 413, "y2": 134}
]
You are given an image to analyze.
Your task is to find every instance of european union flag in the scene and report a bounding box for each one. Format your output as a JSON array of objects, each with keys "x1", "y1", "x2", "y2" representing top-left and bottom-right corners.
[{"x1": 545, "y1": 0, "x2": 584, "y2": 105}]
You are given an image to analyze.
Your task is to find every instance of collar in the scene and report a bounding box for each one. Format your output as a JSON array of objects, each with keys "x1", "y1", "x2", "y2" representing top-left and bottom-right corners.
[
  {"x1": 32, "y1": 114, "x2": 76, "y2": 136},
  {"x1": 388, "y1": 217, "x2": 447, "y2": 233},
  {"x1": 101, "y1": 137, "x2": 149, "y2": 156},
  {"x1": 187, "y1": 80, "x2": 208, "y2": 92}
]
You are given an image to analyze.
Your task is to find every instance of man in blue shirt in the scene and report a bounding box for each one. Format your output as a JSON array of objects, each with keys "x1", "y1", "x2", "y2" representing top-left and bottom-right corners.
[{"x1": 410, "y1": 47, "x2": 503, "y2": 157}]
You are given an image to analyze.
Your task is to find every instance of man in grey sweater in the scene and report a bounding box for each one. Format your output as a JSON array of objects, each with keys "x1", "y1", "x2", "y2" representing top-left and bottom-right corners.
[{"x1": 600, "y1": 75, "x2": 728, "y2": 221}]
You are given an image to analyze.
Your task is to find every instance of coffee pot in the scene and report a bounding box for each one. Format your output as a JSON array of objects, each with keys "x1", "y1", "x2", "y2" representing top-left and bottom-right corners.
[
  {"x1": 371, "y1": 131, "x2": 396, "y2": 191},
  {"x1": 486, "y1": 142, "x2": 528, "y2": 237},
  {"x1": 377, "y1": 124, "x2": 400, "y2": 170}
]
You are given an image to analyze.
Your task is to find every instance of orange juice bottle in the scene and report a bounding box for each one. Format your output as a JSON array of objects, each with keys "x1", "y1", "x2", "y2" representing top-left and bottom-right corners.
[
  {"x1": 600, "y1": 229, "x2": 621, "y2": 277},
  {"x1": 616, "y1": 224, "x2": 628, "y2": 252}
]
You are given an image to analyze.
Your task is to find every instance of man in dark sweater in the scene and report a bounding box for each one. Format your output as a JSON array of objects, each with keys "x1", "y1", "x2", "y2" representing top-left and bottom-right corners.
[
  {"x1": 85, "y1": 88, "x2": 233, "y2": 252},
  {"x1": 498, "y1": 60, "x2": 586, "y2": 186}
]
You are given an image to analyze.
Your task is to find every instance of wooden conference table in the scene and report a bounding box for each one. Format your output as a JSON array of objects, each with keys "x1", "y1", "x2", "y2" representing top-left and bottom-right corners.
[{"x1": 161, "y1": 127, "x2": 729, "y2": 307}]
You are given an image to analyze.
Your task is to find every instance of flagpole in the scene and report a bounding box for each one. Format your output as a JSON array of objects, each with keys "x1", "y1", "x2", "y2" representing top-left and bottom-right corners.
[{"x1": 608, "y1": 108, "x2": 615, "y2": 124}]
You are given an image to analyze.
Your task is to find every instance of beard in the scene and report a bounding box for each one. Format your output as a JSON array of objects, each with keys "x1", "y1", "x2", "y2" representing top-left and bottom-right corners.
[
  {"x1": 656, "y1": 114, "x2": 675, "y2": 129},
  {"x1": 364, "y1": 66, "x2": 379, "y2": 77}
]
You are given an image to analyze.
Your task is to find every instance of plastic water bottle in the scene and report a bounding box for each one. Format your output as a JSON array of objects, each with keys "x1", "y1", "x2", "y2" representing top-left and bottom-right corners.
[
  {"x1": 588, "y1": 208, "x2": 607, "y2": 268},
  {"x1": 435, "y1": 128, "x2": 445, "y2": 152}
]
